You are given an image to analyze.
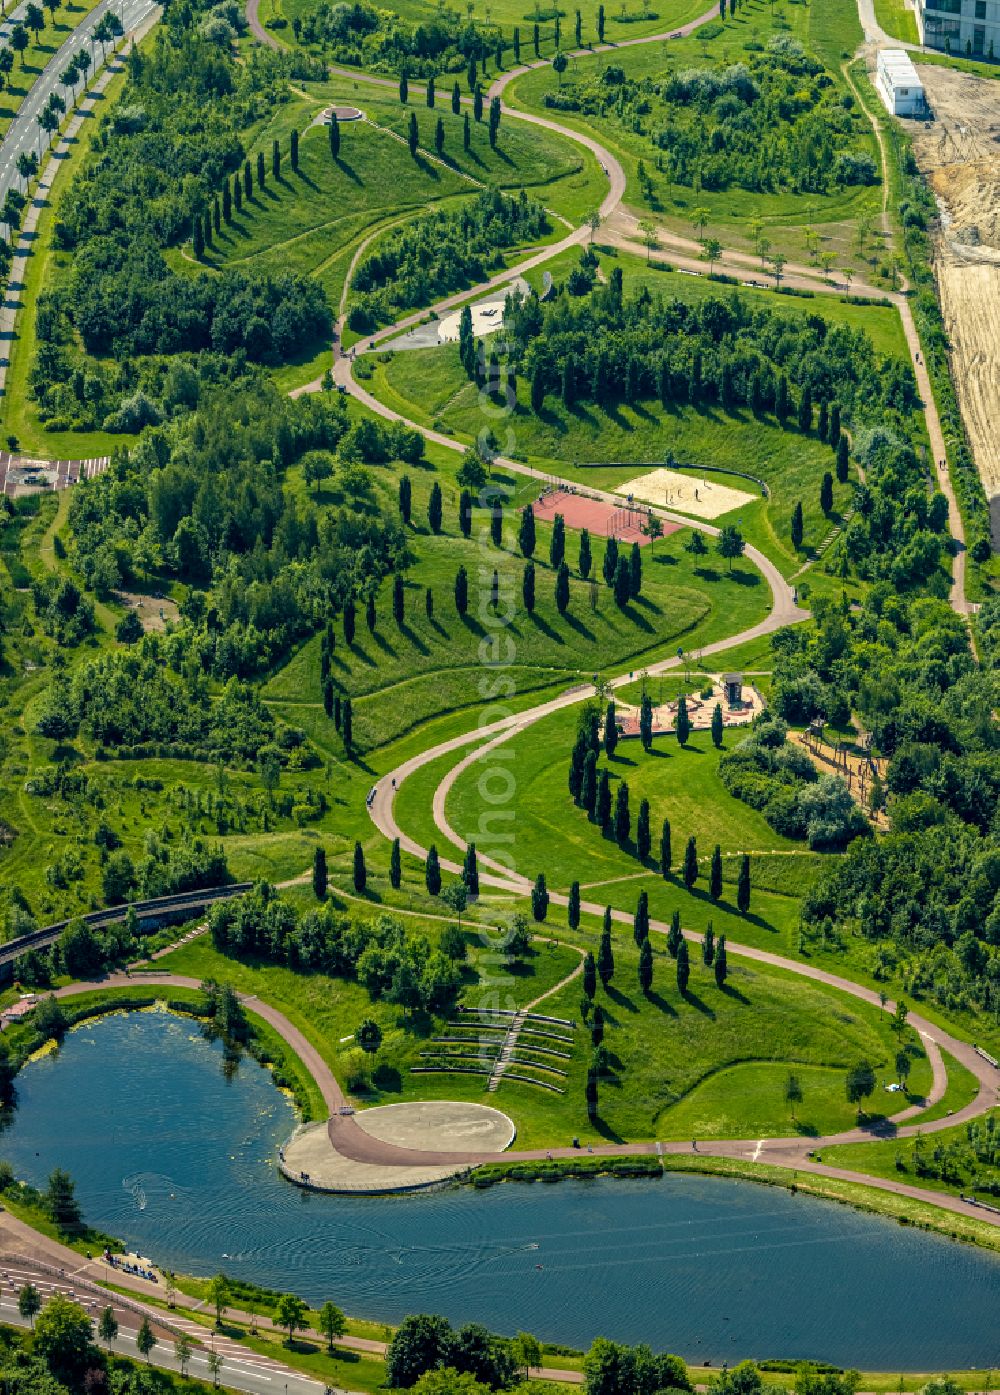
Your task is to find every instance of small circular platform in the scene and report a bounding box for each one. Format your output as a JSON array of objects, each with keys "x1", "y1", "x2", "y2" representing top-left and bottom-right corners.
[
  {"x1": 325, "y1": 105, "x2": 363, "y2": 121},
  {"x1": 354, "y1": 1100, "x2": 516, "y2": 1152}
]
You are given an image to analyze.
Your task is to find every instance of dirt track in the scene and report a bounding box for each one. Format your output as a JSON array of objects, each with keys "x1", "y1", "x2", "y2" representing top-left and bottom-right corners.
[{"x1": 908, "y1": 64, "x2": 1000, "y2": 510}]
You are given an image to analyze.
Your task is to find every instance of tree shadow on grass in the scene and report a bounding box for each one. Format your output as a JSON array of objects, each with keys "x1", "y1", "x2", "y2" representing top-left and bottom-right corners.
[
  {"x1": 525, "y1": 610, "x2": 562, "y2": 642},
  {"x1": 719, "y1": 981, "x2": 750, "y2": 1005},
  {"x1": 591, "y1": 1113, "x2": 625, "y2": 1144},
  {"x1": 398, "y1": 620, "x2": 430, "y2": 655},
  {"x1": 368, "y1": 628, "x2": 399, "y2": 659},
  {"x1": 646, "y1": 989, "x2": 677, "y2": 1018},
  {"x1": 604, "y1": 985, "x2": 639, "y2": 1015},
  {"x1": 678, "y1": 987, "x2": 715, "y2": 1018},
  {"x1": 562, "y1": 611, "x2": 595, "y2": 642},
  {"x1": 334, "y1": 156, "x2": 363, "y2": 186},
  {"x1": 727, "y1": 566, "x2": 761, "y2": 588},
  {"x1": 458, "y1": 612, "x2": 486, "y2": 638}
]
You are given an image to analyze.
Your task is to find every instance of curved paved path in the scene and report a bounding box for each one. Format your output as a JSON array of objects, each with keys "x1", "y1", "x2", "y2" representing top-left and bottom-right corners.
[{"x1": 48, "y1": 959, "x2": 1000, "y2": 1226}]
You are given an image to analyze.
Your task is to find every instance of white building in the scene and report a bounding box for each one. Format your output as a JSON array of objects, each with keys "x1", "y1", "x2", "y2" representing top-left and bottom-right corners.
[
  {"x1": 915, "y1": 0, "x2": 999, "y2": 55},
  {"x1": 874, "y1": 49, "x2": 928, "y2": 117}
]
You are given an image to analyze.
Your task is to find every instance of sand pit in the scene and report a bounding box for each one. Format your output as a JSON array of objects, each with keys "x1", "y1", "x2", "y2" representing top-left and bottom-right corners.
[
  {"x1": 438, "y1": 298, "x2": 507, "y2": 343},
  {"x1": 616, "y1": 468, "x2": 756, "y2": 519}
]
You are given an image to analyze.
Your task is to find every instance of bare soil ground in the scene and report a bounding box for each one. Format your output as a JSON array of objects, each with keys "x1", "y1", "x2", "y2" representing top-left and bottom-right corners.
[{"x1": 906, "y1": 64, "x2": 1000, "y2": 511}]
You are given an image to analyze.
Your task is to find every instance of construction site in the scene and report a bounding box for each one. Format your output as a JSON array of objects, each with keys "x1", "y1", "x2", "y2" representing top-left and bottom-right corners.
[{"x1": 905, "y1": 63, "x2": 1000, "y2": 542}]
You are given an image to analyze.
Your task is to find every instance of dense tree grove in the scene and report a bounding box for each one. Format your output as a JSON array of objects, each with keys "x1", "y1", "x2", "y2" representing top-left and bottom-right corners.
[
  {"x1": 293, "y1": 1, "x2": 528, "y2": 78},
  {"x1": 210, "y1": 884, "x2": 463, "y2": 1012},
  {"x1": 62, "y1": 383, "x2": 420, "y2": 674},
  {"x1": 349, "y1": 189, "x2": 548, "y2": 331},
  {"x1": 32, "y1": 3, "x2": 329, "y2": 430},
  {"x1": 765, "y1": 589, "x2": 1000, "y2": 1013},
  {"x1": 719, "y1": 715, "x2": 869, "y2": 849},
  {"x1": 542, "y1": 36, "x2": 878, "y2": 196}
]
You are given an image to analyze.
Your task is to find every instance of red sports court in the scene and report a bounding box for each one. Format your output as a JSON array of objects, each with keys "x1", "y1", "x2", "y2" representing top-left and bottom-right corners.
[{"x1": 530, "y1": 486, "x2": 681, "y2": 546}]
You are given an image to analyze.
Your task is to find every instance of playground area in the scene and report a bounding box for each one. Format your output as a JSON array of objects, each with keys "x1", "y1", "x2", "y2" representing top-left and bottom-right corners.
[
  {"x1": 616, "y1": 467, "x2": 757, "y2": 520},
  {"x1": 531, "y1": 487, "x2": 681, "y2": 545},
  {"x1": 611, "y1": 673, "x2": 763, "y2": 740}
]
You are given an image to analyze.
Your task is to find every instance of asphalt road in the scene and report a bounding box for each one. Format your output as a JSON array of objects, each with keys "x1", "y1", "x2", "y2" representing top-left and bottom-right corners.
[
  {"x1": 0, "y1": 1255, "x2": 333, "y2": 1395},
  {"x1": 0, "y1": 0, "x2": 156, "y2": 213}
]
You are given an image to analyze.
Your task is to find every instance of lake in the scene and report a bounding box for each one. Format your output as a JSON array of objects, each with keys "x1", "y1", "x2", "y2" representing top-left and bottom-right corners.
[{"x1": 4, "y1": 1008, "x2": 1000, "y2": 1370}]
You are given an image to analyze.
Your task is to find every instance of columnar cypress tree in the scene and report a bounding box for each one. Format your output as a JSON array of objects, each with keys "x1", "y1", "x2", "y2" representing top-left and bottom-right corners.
[
  {"x1": 597, "y1": 769, "x2": 611, "y2": 830},
  {"x1": 425, "y1": 845, "x2": 442, "y2": 895},
  {"x1": 392, "y1": 572, "x2": 405, "y2": 625},
  {"x1": 676, "y1": 695, "x2": 690, "y2": 746},
  {"x1": 399, "y1": 475, "x2": 412, "y2": 524},
  {"x1": 343, "y1": 598, "x2": 356, "y2": 646},
  {"x1": 638, "y1": 939, "x2": 653, "y2": 995},
  {"x1": 329, "y1": 112, "x2": 340, "y2": 159},
  {"x1": 714, "y1": 935, "x2": 728, "y2": 988},
  {"x1": 613, "y1": 780, "x2": 630, "y2": 847},
  {"x1": 463, "y1": 842, "x2": 479, "y2": 897},
  {"x1": 582, "y1": 951, "x2": 596, "y2": 998},
  {"x1": 454, "y1": 565, "x2": 469, "y2": 616},
  {"x1": 836, "y1": 434, "x2": 849, "y2": 483},
  {"x1": 798, "y1": 385, "x2": 812, "y2": 433},
  {"x1": 244, "y1": 159, "x2": 252, "y2": 198},
  {"x1": 676, "y1": 939, "x2": 690, "y2": 995},
  {"x1": 518, "y1": 504, "x2": 536, "y2": 557},
  {"x1": 711, "y1": 702, "x2": 724, "y2": 749},
  {"x1": 579, "y1": 528, "x2": 592, "y2": 578},
  {"x1": 683, "y1": 835, "x2": 698, "y2": 890},
  {"x1": 290, "y1": 127, "x2": 299, "y2": 171},
  {"x1": 490, "y1": 497, "x2": 503, "y2": 548},
  {"x1": 531, "y1": 873, "x2": 549, "y2": 921},
  {"x1": 192, "y1": 213, "x2": 204, "y2": 259},
  {"x1": 463, "y1": 112, "x2": 470, "y2": 150},
  {"x1": 791, "y1": 500, "x2": 804, "y2": 549},
  {"x1": 581, "y1": 750, "x2": 597, "y2": 815},
  {"x1": 222, "y1": 181, "x2": 231, "y2": 223},
  {"x1": 598, "y1": 914, "x2": 614, "y2": 987},
  {"x1": 666, "y1": 909, "x2": 682, "y2": 958},
  {"x1": 353, "y1": 841, "x2": 366, "y2": 893},
  {"x1": 604, "y1": 700, "x2": 618, "y2": 757},
  {"x1": 639, "y1": 695, "x2": 653, "y2": 752},
  {"x1": 313, "y1": 846, "x2": 327, "y2": 900},
  {"x1": 407, "y1": 111, "x2": 419, "y2": 156},
  {"x1": 820, "y1": 470, "x2": 834, "y2": 515},
  {"x1": 272, "y1": 137, "x2": 280, "y2": 179},
  {"x1": 633, "y1": 890, "x2": 649, "y2": 946},
  {"x1": 659, "y1": 818, "x2": 671, "y2": 877},
  {"x1": 829, "y1": 402, "x2": 841, "y2": 450},
  {"x1": 435, "y1": 116, "x2": 444, "y2": 154},
  {"x1": 428, "y1": 481, "x2": 443, "y2": 534},
  {"x1": 513, "y1": 25, "x2": 520, "y2": 60},
  {"x1": 473, "y1": 84, "x2": 483, "y2": 121},
  {"x1": 555, "y1": 562, "x2": 570, "y2": 614},
  {"x1": 737, "y1": 854, "x2": 751, "y2": 914},
  {"x1": 426, "y1": 74, "x2": 435, "y2": 106},
  {"x1": 613, "y1": 557, "x2": 630, "y2": 610},
  {"x1": 710, "y1": 843, "x2": 723, "y2": 901},
  {"x1": 522, "y1": 560, "x2": 535, "y2": 614},
  {"x1": 390, "y1": 837, "x2": 402, "y2": 890},
  {"x1": 636, "y1": 797, "x2": 651, "y2": 861},
  {"x1": 233, "y1": 172, "x2": 242, "y2": 212},
  {"x1": 568, "y1": 880, "x2": 581, "y2": 930},
  {"x1": 550, "y1": 513, "x2": 565, "y2": 567},
  {"x1": 399, "y1": 71, "x2": 408, "y2": 102},
  {"x1": 257, "y1": 150, "x2": 265, "y2": 189},
  {"x1": 568, "y1": 729, "x2": 588, "y2": 802},
  {"x1": 702, "y1": 921, "x2": 715, "y2": 966},
  {"x1": 452, "y1": 81, "x2": 461, "y2": 114},
  {"x1": 459, "y1": 489, "x2": 472, "y2": 538},
  {"x1": 629, "y1": 541, "x2": 642, "y2": 597}
]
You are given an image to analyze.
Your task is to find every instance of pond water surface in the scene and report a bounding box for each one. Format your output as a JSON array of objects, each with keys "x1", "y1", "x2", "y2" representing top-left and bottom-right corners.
[{"x1": 5, "y1": 1009, "x2": 1000, "y2": 1370}]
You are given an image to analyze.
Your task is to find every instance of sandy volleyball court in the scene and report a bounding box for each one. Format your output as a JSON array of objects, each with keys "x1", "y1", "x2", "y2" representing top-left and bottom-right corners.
[{"x1": 615, "y1": 467, "x2": 756, "y2": 519}]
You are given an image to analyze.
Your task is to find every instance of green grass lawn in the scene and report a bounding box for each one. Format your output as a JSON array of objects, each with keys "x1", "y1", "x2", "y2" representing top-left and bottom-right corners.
[
  {"x1": 372, "y1": 336, "x2": 852, "y2": 576},
  {"x1": 873, "y1": 0, "x2": 920, "y2": 44},
  {"x1": 262, "y1": 488, "x2": 771, "y2": 752}
]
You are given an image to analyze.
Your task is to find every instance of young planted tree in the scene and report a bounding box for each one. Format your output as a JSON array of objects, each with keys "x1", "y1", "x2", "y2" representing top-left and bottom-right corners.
[
  {"x1": 785, "y1": 1072, "x2": 803, "y2": 1121},
  {"x1": 578, "y1": 528, "x2": 592, "y2": 578},
  {"x1": 275, "y1": 1294, "x2": 309, "y2": 1346},
  {"x1": 136, "y1": 1317, "x2": 156, "y2": 1363},
  {"x1": 99, "y1": 1306, "x2": 119, "y2": 1351},
  {"x1": 318, "y1": 1301, "x2": 347, "y2": 1354}
]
